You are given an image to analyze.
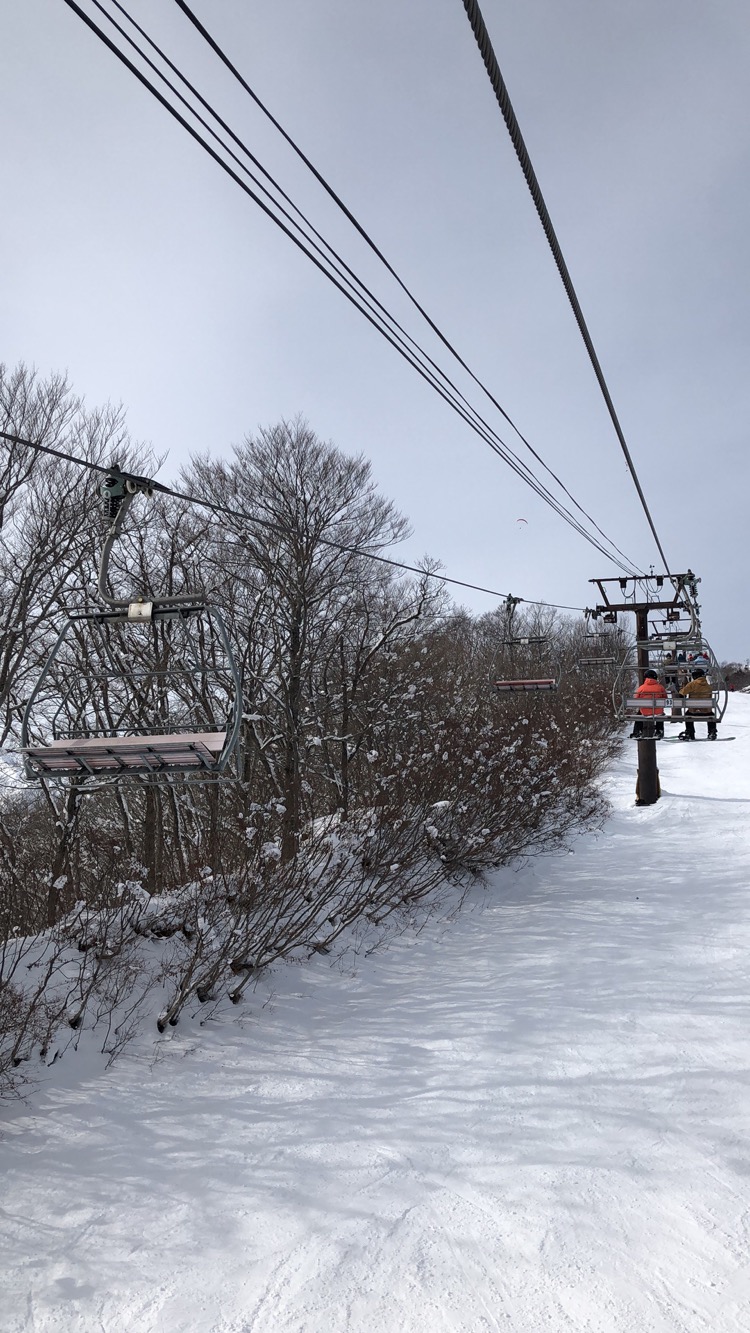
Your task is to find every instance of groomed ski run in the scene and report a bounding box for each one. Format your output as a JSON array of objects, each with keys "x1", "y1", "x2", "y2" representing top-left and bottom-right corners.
[{"x1": 2, "y1": 697, "x2": 750, "y2": 1332}]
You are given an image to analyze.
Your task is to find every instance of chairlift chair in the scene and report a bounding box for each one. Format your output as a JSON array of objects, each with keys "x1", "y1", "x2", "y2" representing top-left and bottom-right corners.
[
  {"x1": 21, "y1": 467, "x2": 242, "y2": 785},
  {"x1": 493, "y1": 636, "x2": 560, "y2": 693},
  {"x1": 577, "y1": 656, "x2": 619, "y2": 670},
  {"x1": 574, "y1": 621, "x2": 624, "y2": 673},
  {"x1": 577, "y1": 635, "x2": 621, "y2": 672},
  {"x1": 614, "y1": 634, "x2": 727, "y2": 734}
]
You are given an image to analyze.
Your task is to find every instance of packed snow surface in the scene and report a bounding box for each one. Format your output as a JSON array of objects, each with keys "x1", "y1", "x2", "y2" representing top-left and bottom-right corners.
[{"x1": 3, "y1": 700, "x2": 750, "y2": 1332}]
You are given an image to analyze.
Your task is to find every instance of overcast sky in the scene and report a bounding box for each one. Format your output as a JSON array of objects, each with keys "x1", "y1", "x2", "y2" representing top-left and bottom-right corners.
[{"x1": 2, "y1": 0, "x2": 748, "y2": 655}]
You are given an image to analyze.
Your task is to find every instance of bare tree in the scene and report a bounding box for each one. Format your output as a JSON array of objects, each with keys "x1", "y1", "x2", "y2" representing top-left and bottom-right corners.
[
  {"x1": 0, "y1": 387, "x2": 625, "y2": 1092},
  {"x1": 186, "y1": 418, "x2": 417, "y2": 858}
]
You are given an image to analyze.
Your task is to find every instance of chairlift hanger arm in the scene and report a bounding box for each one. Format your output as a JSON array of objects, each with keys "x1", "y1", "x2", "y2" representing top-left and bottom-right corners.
[
  {"x1": 98, "y1": 467, "x2": 201, "y2": 612},
  {"x1": 2, "y1": 428, "x2": 594, "y2": 611}
]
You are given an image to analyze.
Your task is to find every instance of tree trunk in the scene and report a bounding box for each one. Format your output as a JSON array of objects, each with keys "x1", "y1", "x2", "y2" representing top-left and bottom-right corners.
[
  {"x1": 143, "y1": 785, "x2": 163, "y2": 894},
  {"x1": 339, "y1": 634, "x2": 349, "y2": 820},
  {"x1": 47, "y1": 785, "x2": 81, "y2": 926},
  {"x1": 281, "y1": 601, "x2": 304, "y2": 861}
]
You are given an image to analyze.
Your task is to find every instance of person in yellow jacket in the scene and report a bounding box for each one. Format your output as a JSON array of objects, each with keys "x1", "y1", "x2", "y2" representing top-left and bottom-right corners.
[{"x1": 679, "y1": 669, "x2": 717, "y2": 740}]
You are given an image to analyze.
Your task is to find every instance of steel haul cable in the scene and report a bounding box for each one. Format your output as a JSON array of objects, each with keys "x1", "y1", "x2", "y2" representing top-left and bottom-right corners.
[
  {"x1": 459, "y1": 0, "x2": 670, "y2": 571},
  {"x1": 0, "y1": 429, "x2": 588, "y2": 611},
  {"x1": 79, "y1": 0, "x2": 632, "y2": 569},
  {"x1": 168, "y1": 0, "x2": 642, "y2": 573},
  {"x1": 58, "y1": 0, "x2": 642, "y2": 574}
]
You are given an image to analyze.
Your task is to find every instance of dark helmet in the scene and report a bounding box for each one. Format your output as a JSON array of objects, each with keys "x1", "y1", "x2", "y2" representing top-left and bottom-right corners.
[
  {"x1": 644, "y1": 670, "x2": 658, "y2": 680},
  {"x1": 692, "y1": 668, "x2": 706, "y2": 678}
]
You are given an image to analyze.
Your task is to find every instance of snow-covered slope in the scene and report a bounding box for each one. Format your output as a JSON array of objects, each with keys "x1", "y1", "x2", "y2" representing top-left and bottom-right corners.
[{"x1": 2, "y1": 700, "x2": 750, "y2": 1332}]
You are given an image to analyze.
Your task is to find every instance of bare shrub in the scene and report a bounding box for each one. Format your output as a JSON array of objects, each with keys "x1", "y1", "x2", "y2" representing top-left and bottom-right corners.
[{"x1": 0, "y1": 387, "x2": 622, "y2": 1095}]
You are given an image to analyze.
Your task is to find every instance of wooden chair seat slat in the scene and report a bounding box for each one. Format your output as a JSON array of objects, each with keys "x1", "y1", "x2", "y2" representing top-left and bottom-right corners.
[{"x1": 24, "y1": 731, "x2": 227, "y2": 775}]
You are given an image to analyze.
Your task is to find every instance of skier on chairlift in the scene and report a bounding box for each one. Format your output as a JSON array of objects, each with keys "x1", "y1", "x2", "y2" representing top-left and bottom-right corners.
[
  {"x1": 663, "y1": 650, "x2": 680, "y2": 691},
  {"x1": 678, "y1": 668, "x2": 717, "y2": 740},
  {"x1": 630, "y1": 670, "x2": 668, "y2": 740}
]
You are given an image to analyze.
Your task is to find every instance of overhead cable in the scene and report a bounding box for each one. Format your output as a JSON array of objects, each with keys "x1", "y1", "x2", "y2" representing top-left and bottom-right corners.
[
  {"x1": 86, "y1": 0, "x2": 630, "y2": 567},
  {"x1": 0, "y1": 428, "x2": 587, "y2": 611},
  {"x1": 169, "y1": 0, "x2": 643, "y2": 572},
  {"x1": 59, "y1": 0, "x2": 641, "y2": 574},
  {"x1": 458, "y1": 0, "x2": 670, "y2": 572}
]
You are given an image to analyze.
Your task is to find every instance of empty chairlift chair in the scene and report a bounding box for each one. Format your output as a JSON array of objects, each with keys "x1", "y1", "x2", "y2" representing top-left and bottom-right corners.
[
  {"x1": 493, "y1": 637, "x2": 560, "y2": 693},
  {"x1": 575, "y1": 624, "x2": 623, "y2": 675},
  {"x1": 21, "y1": 467, "x2": 242, "y2": 784}
]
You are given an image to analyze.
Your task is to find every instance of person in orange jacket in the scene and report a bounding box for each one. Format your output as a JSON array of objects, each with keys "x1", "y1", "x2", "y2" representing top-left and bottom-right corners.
[
  {"x1": 679, "y1": 668, "x2": 717, "y2": 740},
  {"x1": 630, "y1": 670, "x2": 668, "y2": 739}
]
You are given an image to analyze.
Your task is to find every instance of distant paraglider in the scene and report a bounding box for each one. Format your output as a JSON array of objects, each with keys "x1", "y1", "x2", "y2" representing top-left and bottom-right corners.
[{"x1": 516, "y1": 518, "x2": 528, "y2": 528}]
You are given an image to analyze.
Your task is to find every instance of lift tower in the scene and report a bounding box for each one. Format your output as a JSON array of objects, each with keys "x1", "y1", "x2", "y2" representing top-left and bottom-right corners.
[{"x1": 589, "y1": 573, "x2": 700, "y2": 806}]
